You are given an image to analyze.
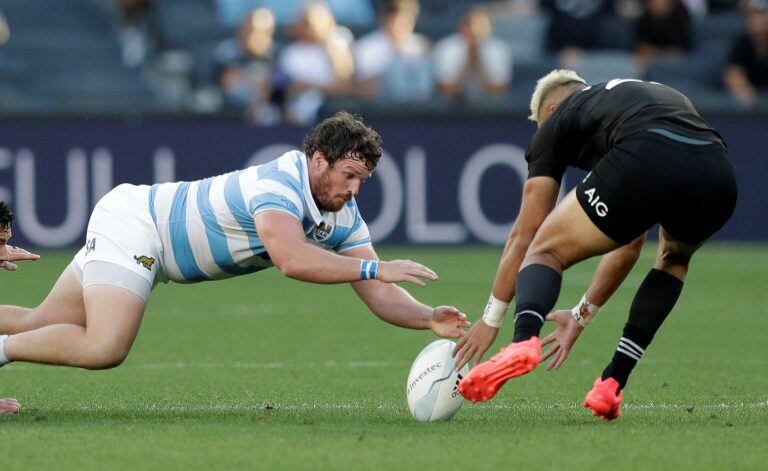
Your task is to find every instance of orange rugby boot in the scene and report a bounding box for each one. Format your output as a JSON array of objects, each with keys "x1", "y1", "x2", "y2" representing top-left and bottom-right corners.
[
  {"x1": 584, "y1": 377, "x2": 623, "y2": 421},
  {"x1": 458, "y1": 337, "x2": 541, "y2": 403}
]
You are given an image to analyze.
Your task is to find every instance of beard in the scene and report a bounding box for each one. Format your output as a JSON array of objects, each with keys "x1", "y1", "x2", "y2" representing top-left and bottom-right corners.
[{"x1": 314, "y1": 172, "x2": 349, "y2": 212}]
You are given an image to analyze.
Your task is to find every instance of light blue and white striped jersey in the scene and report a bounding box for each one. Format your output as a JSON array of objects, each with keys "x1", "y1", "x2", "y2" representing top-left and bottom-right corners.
[{"x1": 148, "y1": 151, "x2": 371, "y2": 283}]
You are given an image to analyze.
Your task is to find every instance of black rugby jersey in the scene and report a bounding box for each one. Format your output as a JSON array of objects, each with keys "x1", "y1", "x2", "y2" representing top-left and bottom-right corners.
[{"x1": 525, "y1": 79, "x2": 725, "y2": 182}]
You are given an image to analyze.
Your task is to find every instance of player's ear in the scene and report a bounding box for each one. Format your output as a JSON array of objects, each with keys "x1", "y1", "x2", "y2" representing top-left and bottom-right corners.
[{"x1": 310, "y1": 151, "x2": 329, "y2": 168}]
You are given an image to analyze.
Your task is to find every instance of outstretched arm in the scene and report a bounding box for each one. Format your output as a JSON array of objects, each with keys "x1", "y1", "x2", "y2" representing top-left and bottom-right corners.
[
  {"x1": 453, "y1": 176, "x2": 560, "y2": 368},
  {"x1": 255, "y1": 210, "x2": 438, "y2": 285},
  {"x1": 541, "y1": 233, "x2": 647, "y2": 369},
  {"x1": 343, "y1": 245, "x2": 470, "y2": 338},
  {"x1": 0, "y1": 203, "x2": 40, "y2": 271}
]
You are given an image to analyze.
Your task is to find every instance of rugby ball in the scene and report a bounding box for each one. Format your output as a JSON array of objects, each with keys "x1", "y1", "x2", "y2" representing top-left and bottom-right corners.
[{"x1": 406, "y1": 339, "x2": 470, "y2": 423}]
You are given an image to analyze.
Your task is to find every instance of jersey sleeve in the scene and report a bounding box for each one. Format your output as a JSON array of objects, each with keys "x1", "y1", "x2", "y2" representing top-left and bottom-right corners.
[
  {"x1": 247, "y1": 175, "x2": 305, "y2": 221},
  {"x1": 336, "y1": 209, "x2": 372, "y2": 253},
  {"x1": 525, "y1": 113, "x2": 569, "y2": 183}
]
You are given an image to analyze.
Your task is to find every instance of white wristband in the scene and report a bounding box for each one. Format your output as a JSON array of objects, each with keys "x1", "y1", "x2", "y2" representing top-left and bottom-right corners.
[
  {"x1": 571, "y1": 295, "x2": 601, "y2": 327},
  {"x1": 482, "y1": 295, "x2": 509, "y2": 328}
]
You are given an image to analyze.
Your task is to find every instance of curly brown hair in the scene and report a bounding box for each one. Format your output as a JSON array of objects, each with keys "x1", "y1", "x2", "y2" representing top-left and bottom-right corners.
[
  {"x1": 0, "y1": 201, "x2": 13, "y2": 231},
  {"x1": 302, "y1": 111, "x2": 383, "y2": 171}
]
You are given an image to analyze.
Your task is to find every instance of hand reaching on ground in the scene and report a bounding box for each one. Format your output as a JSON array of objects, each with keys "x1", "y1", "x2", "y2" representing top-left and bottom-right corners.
[
  {"x1": 541, "y1": 309, "x2": 584, "y2": 370},
  {"x1": 452, "y1": 320, "x2": 499, "y2": 371}
]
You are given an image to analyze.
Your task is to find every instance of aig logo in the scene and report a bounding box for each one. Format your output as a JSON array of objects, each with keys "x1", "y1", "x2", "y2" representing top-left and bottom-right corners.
[{"x1": 583, "y1": 188, "x2": 609, "y2": 217}]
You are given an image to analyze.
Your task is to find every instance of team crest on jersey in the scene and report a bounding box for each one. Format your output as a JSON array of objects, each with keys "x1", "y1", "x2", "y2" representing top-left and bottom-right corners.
[
  {"x1": 312, "y1": 222, "x2": 334, "y2": 241},
  {"x1": 133, "y1": 255, "x2": 156, "y2": 270}
]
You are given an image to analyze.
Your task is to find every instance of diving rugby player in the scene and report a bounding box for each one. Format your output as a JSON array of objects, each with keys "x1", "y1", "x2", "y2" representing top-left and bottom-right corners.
[{"x1": 0, "y1": 112, "x2": 469, "y2": 414}]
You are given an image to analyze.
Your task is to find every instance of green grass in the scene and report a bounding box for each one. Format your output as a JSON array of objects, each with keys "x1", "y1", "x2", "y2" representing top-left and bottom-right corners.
[{"x1": 0, "y1": 245, "x2": 767, "y2": 470}]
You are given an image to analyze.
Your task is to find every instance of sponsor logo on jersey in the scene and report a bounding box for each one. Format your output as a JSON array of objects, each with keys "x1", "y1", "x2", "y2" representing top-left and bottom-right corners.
[
  {"x1": 583, "y1": 188, "x2": 609, "y2": 217},
  {"x1": 134, "y1": 255, "x2": 156, "y2": 270},
  {"x1": 312, "y1": 222, "x2": 333, "y2": 241}
]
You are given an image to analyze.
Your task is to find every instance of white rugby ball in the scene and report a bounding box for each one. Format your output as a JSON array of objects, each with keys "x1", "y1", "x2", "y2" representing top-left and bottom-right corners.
[{"x1": 406, "y1": 339, "x2": 469, "y2": 423}]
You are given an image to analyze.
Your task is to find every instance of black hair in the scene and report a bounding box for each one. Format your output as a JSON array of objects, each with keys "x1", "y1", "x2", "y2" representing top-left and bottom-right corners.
[
  {"x1": 0, "y1": 201, "x2": 13, "y2": 230},
  {"x1": 302, "y1": 111, "x2": 383, "y2": 171}
]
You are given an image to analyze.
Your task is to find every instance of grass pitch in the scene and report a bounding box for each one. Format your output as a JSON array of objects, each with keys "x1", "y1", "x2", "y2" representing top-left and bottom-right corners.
[{"x1": 0, "y1": 245, "x2": 766, "y2": 470}]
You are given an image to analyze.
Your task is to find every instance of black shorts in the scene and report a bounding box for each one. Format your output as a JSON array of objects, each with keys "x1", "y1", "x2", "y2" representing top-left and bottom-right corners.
[{"x1": 576, "y1": 130, "x2": 738, "y2": 245}]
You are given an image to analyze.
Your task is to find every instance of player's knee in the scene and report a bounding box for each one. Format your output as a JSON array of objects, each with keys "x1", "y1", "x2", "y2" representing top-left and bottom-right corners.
[
  {"x1": 524, "y1": 245, "x2": 567, "y2": 271},
  {"x1": 83, "y1": 342, "x2": 130, "y2": 370},
  {"x1": 654, "y1": 250, "x2": 691, "y2": 280}
]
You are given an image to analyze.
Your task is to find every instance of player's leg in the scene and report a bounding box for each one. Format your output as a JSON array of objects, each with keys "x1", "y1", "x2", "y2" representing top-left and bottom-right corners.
[
  {"x1": 510, "y1": 189, "x2": 621, "y2": 343},
  {"x1": 459, "y1": 190, "x2": 623, "y2": 402},
  {"x1": 586, "y1": 132, "x2": 737, "y2": 420},
  {"x1": 599, "y1": 228, "x2": 700, "y2": 385},
  {"x1": 0, "y1": 263, "x2": 86, "y2": 335},
  {"x1": 585, "y1": 229, "x2": 701, "y2": 419},
  {"x1": 2, "y1": 282, "x2": 145, "y2": 369}
]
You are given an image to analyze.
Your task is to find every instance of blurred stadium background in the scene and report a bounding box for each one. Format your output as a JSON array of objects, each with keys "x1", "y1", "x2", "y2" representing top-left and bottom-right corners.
[
  {"x1": 0, "y1": 0, "x2": 766, "y2": 249},
  {"x1": 1, "y1": 1, "x2": 767, "y2": 469}
]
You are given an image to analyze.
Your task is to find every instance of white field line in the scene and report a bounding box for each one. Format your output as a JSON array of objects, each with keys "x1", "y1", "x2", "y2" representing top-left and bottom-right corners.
[
  {"x1": 70, "y1": 401, "x2": 768, "y2": 414},
  {"x1": 4, "y1": 356, "x2": 766, "y2": 372}
]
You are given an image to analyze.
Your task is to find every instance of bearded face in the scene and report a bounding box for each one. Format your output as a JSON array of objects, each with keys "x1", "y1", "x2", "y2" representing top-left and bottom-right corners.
[{"x1": 310, "y1": 154, "x2": 372, "y2": 212}]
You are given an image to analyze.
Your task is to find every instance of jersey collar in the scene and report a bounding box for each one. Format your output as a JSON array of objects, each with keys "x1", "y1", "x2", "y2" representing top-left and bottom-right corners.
[{"x1": 296, "y1": 152, "x2": 324, "y2": 226}]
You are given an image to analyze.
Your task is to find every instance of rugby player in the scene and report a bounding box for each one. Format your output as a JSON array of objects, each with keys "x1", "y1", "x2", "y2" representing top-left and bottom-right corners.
[
  {"x1": 0, "y1": 202, "x2": 39, "y2": 272},
  {"x1": 0, "y1": 112, "x2": 469, "y2": 414},
  {"x1": 453, "y1": 71, "x2": 737, "y2": 420}
]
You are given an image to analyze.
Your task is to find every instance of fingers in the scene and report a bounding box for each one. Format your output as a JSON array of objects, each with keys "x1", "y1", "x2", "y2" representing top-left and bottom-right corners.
[
  {"x1": 541, "y1": 344, "x2": 559, "y2": 363},
  {"x1": 552, "y1": 347, "x2": 570, "y2": 369},
  {"x1": 1, "y1": 246, "x2": 40, "y2": 263},
  {"x1": 541, "y1": 332, "x2": 556, "y2": 346},
  {"x1": 404, "y1": 260, "x2": 437, "y2": 280},
  {"x1": 472, "y1": 349, "x2": 485, "y2": 367},
  {"x1": 455, "y1": 345, "x2": 474, "y2": 371},
  {"x1": 402, "y1": 275, "x2": 427, "y2": 287},
  {"x1": 1, "y1": 261, "x2": 17, "y2": 271},
  {"x1": 452, "y1": 336, "x2": 466, "y2": 357},
  {"x1": 545, "y1": 346, "x2": 570, "y2": 370}
]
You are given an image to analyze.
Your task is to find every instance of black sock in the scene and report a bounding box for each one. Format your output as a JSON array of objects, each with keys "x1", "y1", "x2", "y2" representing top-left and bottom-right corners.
[
  {"x1": 512, "y1": 264, "x2": 562, "y2": 342},
  {"x1": 602, "y1": 269, "x2": 683, "y2": 390}
]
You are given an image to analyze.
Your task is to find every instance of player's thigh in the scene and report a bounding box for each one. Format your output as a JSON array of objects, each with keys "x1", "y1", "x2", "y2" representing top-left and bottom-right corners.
[
  {"x1": 659, "y1": 143, "x2": 737, "y2": 247},
  {"x1": 32, "y1": 264, "x2": 87, "y2": 328},
  {"x1": 525, "y1": 189, "x2": 621, "y2": 270},
  {"x1": 83, "y1": 284, "x2": 146, "y2": 358}
]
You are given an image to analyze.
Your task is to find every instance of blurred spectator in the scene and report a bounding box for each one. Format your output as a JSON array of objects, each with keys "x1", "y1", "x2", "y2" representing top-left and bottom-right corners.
[
  {"x1": 540, "y1": 0, "x2": 614, "y2": 61},
  {"x1": 432, "y1": 7, "x2": 512, "y2": 102},
  {"x1": 723, "y1": 0, "x2": 768, "y2": 107},
  {"x1": 214, "y1": 8, "x2": 280, "y2": 124},
  {"x1": 276, "y1": 2, "x2": 355, "y2": 124},
  {"x1": 118, "y1": 0, "x2": 151, "y2": 68},
  {"x1": 634, "y1": 0, "x2": 693, "y2": 69},
  {"x1": 354, "y1": 0, "x2": 434, "y2": 103},
  {"x1": 708, "y1": 0, "x2": 741, "y2": 11},
  {"x1": 215, "y1": 0, "x2": 375, "y2": 29}
]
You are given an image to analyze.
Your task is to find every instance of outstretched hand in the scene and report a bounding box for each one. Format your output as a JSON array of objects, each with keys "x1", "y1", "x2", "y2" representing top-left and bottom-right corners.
[
  {"x1": 376, "y1": 259, "x2": 438, "y2": 287},
  {"x1": 451, "y1": 320, "x2": 499, "y2": 371},
  {"x1": 541, "y1": 309, "x2": 584, "y2": 370},
  {"x1": 0, "y1": 245, "x2": 40, "y2": 271},
  {"x1": 430, "y1": 306, "x2": 471, "y2": 339}
]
